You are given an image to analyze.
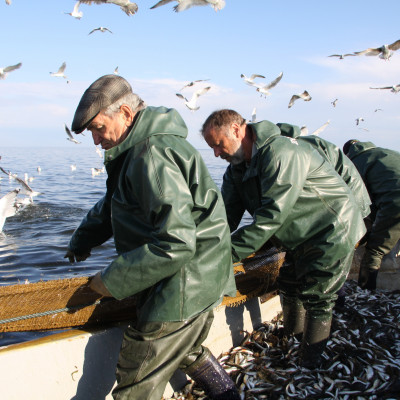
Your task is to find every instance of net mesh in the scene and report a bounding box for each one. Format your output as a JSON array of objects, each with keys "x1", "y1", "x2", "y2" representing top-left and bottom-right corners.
[{"x1": 0, "y1": 247, "x2": 285, "y2": 332}]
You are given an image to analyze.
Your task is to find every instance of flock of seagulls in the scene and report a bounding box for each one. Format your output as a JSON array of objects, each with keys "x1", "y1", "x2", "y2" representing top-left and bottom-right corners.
[{"x1": 63, "y1": 0, "x2": 224, "y2": 18}]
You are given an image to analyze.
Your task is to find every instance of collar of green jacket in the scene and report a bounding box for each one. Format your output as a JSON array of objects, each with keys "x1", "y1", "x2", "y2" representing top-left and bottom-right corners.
[
  {"x1": 276, "y1": 122, "x2": 302, "y2": 138},
  {"x1": 347, "y1": 141, "x2": 377, "y2": 160},
  {"x1": 104, "y1": 106, "x2": 188, "y2": 164},
  {"x1": 249, "y1": 120, "x2": 283, "y2": 150}
]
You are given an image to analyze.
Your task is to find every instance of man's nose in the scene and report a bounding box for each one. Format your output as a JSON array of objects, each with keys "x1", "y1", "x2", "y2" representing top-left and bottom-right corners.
[
  {"x1": 213, "y1": 148, "x2": 221, "y2": 157},
  {"x1": 92, "y1": 132, "x2": 101, "y2": 145}
]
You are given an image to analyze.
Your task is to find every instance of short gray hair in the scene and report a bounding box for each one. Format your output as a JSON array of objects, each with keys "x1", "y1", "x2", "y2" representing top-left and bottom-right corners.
[
  {"x1": 104, "y1": 92, "x2": 147, "y2": 116},
  {"x1": 200, "y1": 109, "x2": 246, "y2": 137}
]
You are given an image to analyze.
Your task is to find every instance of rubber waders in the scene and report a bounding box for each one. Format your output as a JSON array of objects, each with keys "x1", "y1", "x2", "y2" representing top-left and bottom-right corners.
[
  {"x1": 282, "y1": 296, "x2": 306, "y2": 340},
  {"x1": 300, "y1": 314, "x2": 332, "y2": 369},
  {"x1": 184, "y1": 348, "x2": 240, "y2": 400}
]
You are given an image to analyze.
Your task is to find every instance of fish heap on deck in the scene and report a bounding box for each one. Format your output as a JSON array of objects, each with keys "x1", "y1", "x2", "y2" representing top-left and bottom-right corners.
[{"x1": 164, "y1": 280, "x2": 400, "y2": 400}]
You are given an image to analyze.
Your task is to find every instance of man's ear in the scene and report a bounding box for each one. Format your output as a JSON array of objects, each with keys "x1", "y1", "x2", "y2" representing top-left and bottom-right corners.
[{"x1": 120, "y1": 104, "x2": 135, "y2": 126}]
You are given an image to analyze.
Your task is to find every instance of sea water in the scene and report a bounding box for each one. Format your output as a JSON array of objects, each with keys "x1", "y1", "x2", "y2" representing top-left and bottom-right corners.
[{"x1": 0, "y1": 146, "x2": 249, "y2": 345}]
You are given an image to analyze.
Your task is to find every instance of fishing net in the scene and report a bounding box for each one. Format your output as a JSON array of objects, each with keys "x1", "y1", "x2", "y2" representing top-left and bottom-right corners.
[{"x1": 0, "y1": 246, "x2": 285, "y2": 332}]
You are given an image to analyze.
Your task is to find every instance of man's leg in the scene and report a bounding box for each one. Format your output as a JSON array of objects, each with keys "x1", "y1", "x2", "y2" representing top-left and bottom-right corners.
[{"x1": 112, "y1": 311, "x2": 215, "y2": 400}]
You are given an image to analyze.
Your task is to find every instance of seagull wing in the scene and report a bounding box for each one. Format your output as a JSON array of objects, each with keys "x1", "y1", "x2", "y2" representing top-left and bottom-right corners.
[
  {"x1": 301, "y1": 90, "x2": 312, "y2": 101},
  {"x1": 176, "y1": 93, "x2": 188, "y2": 102},
  {"x1": 0, "y1": 189, "x2": 19, "y2": 219},
  {"x1": 288, "y1": 94, "x2": 299, "y2": 108},
  {"x1": 150, "y1": 0, "x2": 174, "y2": 9},
  {"x1": 388, "y1": 39, "x2": 400, "y2": 51},
  {"x1": 64, "y1": 124, "x2": 74, "y2": 139},
  {"x1": 370, "y1": 86, "x2": 391, "y2": 90},
  {"x1": 193, "y1": 86, "x2": 211, "y2": 98},
  {"x1": 89, "y1": 28, "x2": 99, "y2": 35},
  {"x1": 266, "y1": 72, "x2": 283, "y2": 89},
  {"x1": 4, "y1": 63, "x2": 22, "y2": 73},
  {"x1": 57, "y1": 62, "x2": 67, "y2": 73},
  {"x1": 311, "y1": 120, "x2": 330, "y2": 136},
  {"x1": 354, "y1": 47, "x2": 381, "y2": 56},
  {"x1": 107, "y1": 0, "x2": 138, "y2": 15},
  {"x1": 0, "y1": 166, "x2": 33, "y2": 194},
  {"x1": 249, "y1": 74, "x2": 266, "y2": 80},
  {"x1": 73, "y1": 1, "x2": 81, "y2": 13}
]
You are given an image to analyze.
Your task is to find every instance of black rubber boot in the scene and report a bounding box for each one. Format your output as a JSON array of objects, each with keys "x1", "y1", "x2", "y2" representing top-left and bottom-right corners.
[
  {"x1": 184, "y1": 349, "x2": 240, "y2": 400},
  {"x1": 300, "y1": 315, "x2": 332, "y2": 369},
  {"x1": 282, "y1": 296, "x2": 306, "y2": 340}
]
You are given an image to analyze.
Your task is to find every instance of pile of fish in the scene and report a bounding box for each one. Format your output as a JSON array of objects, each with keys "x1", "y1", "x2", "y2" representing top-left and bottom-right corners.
[{"x1": 165, "y1": 280, "x2": 400, "y2": 400}]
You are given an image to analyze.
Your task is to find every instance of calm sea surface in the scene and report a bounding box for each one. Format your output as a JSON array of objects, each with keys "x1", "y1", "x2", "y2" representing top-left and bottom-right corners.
[{"x1": 0, "y1": 146, "x2": 250, "y2": 345}]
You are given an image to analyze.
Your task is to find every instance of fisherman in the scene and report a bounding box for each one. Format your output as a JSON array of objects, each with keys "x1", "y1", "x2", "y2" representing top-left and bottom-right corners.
[
  {"x1": 64, "y1": 75, "x2": 239, "y2": 400},
  {"x1": 200, "y1": 109, "x2": 366, "y2": 368},
  {"x1": 278, "y1": 124, "x2": 371, "y2": 307},
  {"x1": 343, "y1": 140, "x2": 400, "y2": 290}
]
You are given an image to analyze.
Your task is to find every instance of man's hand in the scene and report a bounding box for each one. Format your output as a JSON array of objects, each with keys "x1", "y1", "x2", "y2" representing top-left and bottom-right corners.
[
  {"x1": 89, "y1": 271, "x2": 113, "y2": 297},
  {"x1": 358, "y1": 248, "x2": 382, "y2": 290},
  {"x1": 64, "y1": 250, "x2": 91, "y2": 263}
]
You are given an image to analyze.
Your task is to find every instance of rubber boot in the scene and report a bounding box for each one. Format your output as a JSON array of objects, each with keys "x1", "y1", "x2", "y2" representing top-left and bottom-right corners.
[
  {"x1": 281, "y1": 296, "x2": 306, "y2": 340},
  {"x1": 184, "y1": 349, "x2": 240, "y2": 400},
  {"x1": 300, "y1": 315, "x2": 332, "y2": 369}
]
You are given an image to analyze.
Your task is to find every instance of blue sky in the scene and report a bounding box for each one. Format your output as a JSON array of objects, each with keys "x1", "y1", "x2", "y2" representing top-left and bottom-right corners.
[{"x1": 1, "y1": 0, "x2": 400, "y2": 151}]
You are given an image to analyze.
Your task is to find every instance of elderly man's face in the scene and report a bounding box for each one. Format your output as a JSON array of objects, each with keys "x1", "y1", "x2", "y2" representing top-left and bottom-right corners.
[
  {"x1": 87, "y1": 109, "x2": 129, "y2": 150},
  {"x1": 204, "y1": 126, "x2": 245, "y2": 165}
]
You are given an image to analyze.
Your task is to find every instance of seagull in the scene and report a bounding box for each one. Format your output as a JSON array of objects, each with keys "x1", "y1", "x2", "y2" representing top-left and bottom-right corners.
[
  {"x1": 65, "y1": 124, "x2": 81, "y2": 144},
  {"x1": 355, "y1": 117, "x2": 364, "y2": 126},
  {"x1": 80, "y1": 0, "x2": 138, "y2": 16},
  {"x1": 311, "y1": 120, "x2": 330, "y2": 136},
  {"x1": 50, "y1": 62, "x2": 67, "y2": 79},
  {"x1": 150, "y1": 0, "x2": 225, "y2": 12},
  {"x1": 0, "y1": 62, "x2": 22, "y2": 80},
  {"x1": 240, "y1": 73, "x2": 265, "y2": 87},
  {"x1": 353, "y1": 39, "x2": 400, "y2": 60},
  {"x1": 91, "y1": 167, "x2": 105, "y2": 176},
  {"x1": 300, "y1": 126, "x2": 308, "y2": 136},
  {"x1": 71, "y1": 164, "x2": 77, "y2": 171},
  {"x1": 176, "y1": 86, "x2": 211, "y2": 111},
  {"x1": 0, "y1": 189, "x2": 20, "y2": 232},
  {"x1": 114, "y1": 66, "x2": 119, "y2": 75},
  {"x1": 370, "y1": 84, "x2": 400, "y2": 93},
  {"x1": 0, "y1": 167, "x2": 40, "y2": 201},
  {"x1": 253, "y1": 72, "x2": 283, "y2": 98},
  {"x1": 288, "y1": 90, "x2": 311, "y2": 108},
  {"x1": 328, "y1": 54, "x2": 355, "y2": 59},
  {"x1": 37, "y1": 166, "x2": 42, "y2": 173},
  {"x1": 331, "y1": 98, "x2": 338, "y2": 107},
  {"x1": 250, "y1": 107, "x2": 257, "y2": 123},
  {"x1": 374, "y1": 108, "x2": 383, "y2": 112},
  {"x1": 89, "y1": 27, "x2": 113, "y2": 35},
  {"x1": 65, "y1": 1, "x2": 83, "y2": 19},
  {"x1": 95, "y1": 146, "x2": 103, "y2": 158},
  {"x1": 180, "y1": 79, "x2": 210, "y2": 91}
]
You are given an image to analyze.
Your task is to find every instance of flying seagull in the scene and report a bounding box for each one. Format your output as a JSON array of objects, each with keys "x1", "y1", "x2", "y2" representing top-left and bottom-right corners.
[
  {"x1": 89, "y1": 27, "x2": 113, "y2": 35},
  {"x1": 374, "y1": 108, "x2": 383, "y2": 112},
  {"x1": 80, "y1": 0, "x2": 138, "y2": 16},
  {"x1": 180, "y1": 79, "x2": 210, "y2": 91},
  {"x1": 176, "y1": 86, "x2": 211, "y2": 111},
  {"x1": 0, "y1": 167, "x2": 40, "y2": 201},
  {"x1": 50, "y1": 62, "x2": 67, "y2": 79},
  {"x1": 0, "y1": 62, "x2": 22, "y2": 80},
  {"x1": 370, "y1": 84, "x2": 400, "y2": 93},
  {"x1": 288, "y1": 90, "x2": 311, "y2": 108},
  {"x1": 353, "y1": 39, "x2": 400, "y2": 60},
  {"x1": 114, "y1": 66, "x2": 119, "y2": 75},
  {"x1": 311, "y1": 120, "x2": 330, "y2": 136},
  {"x1": 150, "y1": 0, "x2": 225, "y2": 12},
  {"x1": 240, "y1": 73, "x2": 265, "y2": 87},
  {"x1": 355, "y1": 117, "x2": 364, "y2": 126},
  {"x1": 65, "y1": 1, "x2": 83, "y2": 19},
  {"x1": 328, "y1": 53, "x2": 355, "y2": 59},
  {"x1": 0, "y1": 189, "x2": 20, "y2": 232},
  {"x1": 331, "y1": 98, "x2": 338, "y2": 107},
  {"x1": 65, "y1": 124, "x2": 81, "y2": 144},
  {"x1": 254, "y1": 72, "x2": 283, "y2": 98}
]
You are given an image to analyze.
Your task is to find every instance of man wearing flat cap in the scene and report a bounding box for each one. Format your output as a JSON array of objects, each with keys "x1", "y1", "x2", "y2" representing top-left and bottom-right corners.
[{"x1": 65, "y1": 75, "x2": 239, "y2": 400}]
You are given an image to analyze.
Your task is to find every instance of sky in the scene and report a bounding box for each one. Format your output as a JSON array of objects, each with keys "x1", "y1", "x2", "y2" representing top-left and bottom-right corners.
[{"x1": 1, "y1": 0, "x2": 400, "y2": 151}]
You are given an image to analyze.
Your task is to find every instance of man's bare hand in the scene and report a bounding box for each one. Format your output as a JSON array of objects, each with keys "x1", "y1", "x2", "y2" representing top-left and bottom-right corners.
[
  {"x1": 64, "y1": 250, "x2": 91, "y2": 263},
  {"x1": 89, "y1": 271, "x2": 113, "y2": 297}
]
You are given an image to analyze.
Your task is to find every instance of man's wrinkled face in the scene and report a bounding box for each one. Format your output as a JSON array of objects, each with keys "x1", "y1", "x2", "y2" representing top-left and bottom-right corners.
[
  {"x1": 87, "y1": 110, "x2": 128, "y2": 150},
  {"x1": 204, "y1": 126, "x2": 245, "y2": 165}
]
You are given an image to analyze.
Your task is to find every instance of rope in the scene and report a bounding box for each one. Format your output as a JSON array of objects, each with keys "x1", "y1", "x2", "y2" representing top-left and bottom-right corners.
[{"x1": 0, "y1": 299, "x2": 104, "y2": 325}]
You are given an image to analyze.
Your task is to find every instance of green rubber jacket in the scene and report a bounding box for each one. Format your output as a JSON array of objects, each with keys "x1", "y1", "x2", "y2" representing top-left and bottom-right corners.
[
  {"x1": 69, "y1": 106, "x2": 236, "y2": 322},
  {"x1": 222, "y1": 120, "x2": 366, "y2": 264},
  {"x1": 278, "y1": 123, "x2": 371, "y2": 218},
  {"x1": 346, "y1": 141, "x2": 400, "y2": 262}
]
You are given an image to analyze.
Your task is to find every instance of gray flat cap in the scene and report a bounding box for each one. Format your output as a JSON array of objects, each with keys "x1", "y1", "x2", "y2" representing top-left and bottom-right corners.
[{"x1": 71, "y1": 74, "x2": 132, "y2": 134}]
